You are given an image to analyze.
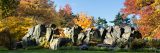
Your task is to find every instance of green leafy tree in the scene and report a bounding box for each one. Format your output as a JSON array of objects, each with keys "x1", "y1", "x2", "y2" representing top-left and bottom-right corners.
[
  {"x1": 110, "y1": 12, "x2": 131, "y2": 27},
  {"x1": 95, "y1": 17, "x2": 108, "y2": 28}
]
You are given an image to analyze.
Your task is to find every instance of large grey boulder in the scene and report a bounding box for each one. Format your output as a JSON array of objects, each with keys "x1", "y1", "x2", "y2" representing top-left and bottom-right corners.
[
  {"x1": 63, "y1": 28, "x2": 72, "y2": 38},
  {"x1": 103, "y1": 38, "x2": 115, "y2": 45},
  {"x1": 32, "y1": 24, "x2": 46, "y2": 44},
  {"x1": 103, "y1": 26, "x2": 116, "y2": 46},
  {"x1": 22, "y1": 27, "x2": 35, "y2": 48},
  {"x1": 45, "y1": 28, "x2": 53, "y2": 42},
  {"x1": 105, "y1": 26, "x2": 113, "y2": 38},
  {"x1": 103, "y1": 26, "x2": 133, "y2": 48},
  {"x1": 114, "y1": 26, "x2": 133, "y2": 48},
  {"x1": 77, "y1": 32, "x2": 85, "y2": 44},
  {"x1": 22, "y1": 27, "x2": 35, "y2": 40},
  {"x1": 111, "y1": 26, "x2": 121, "y2": 39},
  {"x1": 32, "y1": 24, "x2": 41, "y2": 40},
  {"x1": 99, "y1": 27, "x2": 105, "y2": 37},
  {"x1": 83, "y1": 28, "x2": 92, "y2": 44},
  {"x1": 75, "y1": 28, "x2": 92, "y2": 45},
  {"x1": 122, "y1": 26, "x2": 132, "y2": 40},
  {"x1": 49, "y1": 38, "x2": 61, "y2": 50},
  {"x1": 22, "y1": 24, "x2": 48, "y2": 48},
  {"x1": 71, "y1": 25, "x2": 83, "y2": 45},
  {"x1": 91, "y1": 28, "x2": 105, "y2": 42},
  {"x1": 79, "y1": 44, "x2": 89, "y2": 50},
  {"x1": 92, "y1": 29, "x2": 101, "y2": 40}
]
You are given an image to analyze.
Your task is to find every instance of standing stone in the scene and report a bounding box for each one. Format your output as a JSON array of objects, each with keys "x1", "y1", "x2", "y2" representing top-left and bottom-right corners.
[
  {"x1": 32, "y1": 24, "x2": 41, "y2": 44},
  {"x1": 45, "y1": 28, "x2": 53, "y2": 42},
  {"x1": 99, "y1": 27, "x2": 104, "y2": 37},
  {"x1": 83, "y1": 28, "x2": 91, "y2": 44},
  {"x1": 49, "y1": 38, "x2": 60, "y2": 50},
  {"x1": 71, "y1": 27, "x2": 75, "y2": 43},
  {"x1": 105, "y1": 26, "x2": 113, "y2": 38},
  {"x1": 71, "y1": 26, "x2": 83, "y2": 45},
  {"x1": 103, "y1": 26, "x2": 117, "y2": 46},
  {"x1": 111, "y1": 26, "x2": 121, "y2": 39},
  {"x1": 32, "y1": 24, "x2": 46, "y2": 44},
  {"x1": 38, "y1": 37, "x2": 46, "y2": 47},
  {"x1": 122, "y1": 26, "x2": 131, "y2": 40},
  {"x1": 99, "y1": 27, "x2": 107, "y2": 42},
  {"x1": 63, "y1": 28, "x2": 72, "y2": 38},
  {"x1": 103, "y1": 38, "x2": 115, "y2": 45},
  {"x1": 116, "y1": 26, "x2": 132, "y2": 48},
  {"x1": 22, "y1": 27, "x2": 35, "y2": 48},
  {"x1": 77, "y1": 32, "x2": 85, "y2": 45}
]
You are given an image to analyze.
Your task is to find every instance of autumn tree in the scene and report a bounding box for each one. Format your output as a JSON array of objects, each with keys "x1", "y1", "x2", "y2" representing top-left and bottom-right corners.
[
  {"x1": 58, "y1": 4, "x2": 75, "y2": 27},
  {"x1": 0, "y1": 0, "x2": 20, "y2": 49},
  {"x1": 0, "y1": 0, "x2": 19, "y2": 19},
  {"x1": 17, "y1": 0, "x2": 58, "y2": 25},
  {"x1": 121, "y1": 0, "x2": 160, "y2": 39},
  {"x1": 73, "y1": 13, "x2": 93, "y2": 29}
]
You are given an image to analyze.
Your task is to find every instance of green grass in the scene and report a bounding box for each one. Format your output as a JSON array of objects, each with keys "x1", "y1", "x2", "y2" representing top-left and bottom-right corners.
[
  {"x1": 0, "y1": 49, "x2": 150, "y2": 53},
  {"x1": 0, "y1": 46, "x2": 160, "y2": 53},
  {"x1": 0, "y1": 49, "x2": 109, "y2": 53}
]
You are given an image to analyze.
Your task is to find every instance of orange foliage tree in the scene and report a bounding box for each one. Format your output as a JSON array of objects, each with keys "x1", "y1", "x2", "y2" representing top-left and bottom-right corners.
[
  {"x1": 58, "y1": 4, "x2": 75, "y2": 27},
  {"x1": 73, "y1": 13, "x2": 93, "y2": 29},
  {"x1": 122, "y1": 0, "x2": 160, "y2": 39},
  {"x1": 18, "y1": 0, "x2": 58, "y2": 25}
]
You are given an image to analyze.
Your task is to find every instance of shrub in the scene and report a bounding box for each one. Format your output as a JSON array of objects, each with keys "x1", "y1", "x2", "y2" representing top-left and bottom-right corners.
[
  {"x1": 146, "y1": 39, "x2": 160, "y2": 48},
  {"x1": 0, "y1": 29, "x2": 16, "y2": 50},
  {"x1": 129, "y1": 39, "x2": 145, "y2": 49}
]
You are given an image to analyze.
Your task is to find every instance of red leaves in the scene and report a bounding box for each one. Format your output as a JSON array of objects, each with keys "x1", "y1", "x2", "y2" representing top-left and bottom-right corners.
[
  {"x1": 139, "y1": 6, "x2": 154, "y2": 18},
  {"x1": 121, "y1": 0, "x2": 160, "y2": 39},
  {"x1": 64, "y1": 4, "x2": 72, "y2": 15},
  {"x1": 121, "y1": 0, "x2": 139, "y2": 15}
]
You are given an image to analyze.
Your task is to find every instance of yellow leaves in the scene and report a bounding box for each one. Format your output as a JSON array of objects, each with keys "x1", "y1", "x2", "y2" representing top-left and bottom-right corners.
[
  {"x1": 0, "y1": 21, "x2": 4, "y2": 32},
  {"x1": 154, "y1": 7, "x2": 160, "y2": 14},
  {"x1": 73, "y1": 13, "x2": 93, "y2": 29},
  {"x1": 154, "y1": 0, "x2": 160, "y2": 5},
  {"x1": 136, "y1": 0, "x2": 144, "y2": 7},
  {"x1": 0, "y1": 16, "x2": 34, "y2": 41},
  {"x1": 151, "y1": 0, "x2": 160, "y2": 10}
]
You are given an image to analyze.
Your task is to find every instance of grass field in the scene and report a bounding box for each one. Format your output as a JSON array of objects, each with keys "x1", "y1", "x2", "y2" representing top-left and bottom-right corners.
[
  {"x1": 0, "y1": 49, "x2": 159, "y2": 53},
  {"x1": 0, "y1": 49, "x2": 110, "y2": 53},
  {"x1": 0, "y1": 49, "x2": 157, "y2": 53},
  {"x1": 0, "y1": 46, "x2": 159, "y2": 53}
]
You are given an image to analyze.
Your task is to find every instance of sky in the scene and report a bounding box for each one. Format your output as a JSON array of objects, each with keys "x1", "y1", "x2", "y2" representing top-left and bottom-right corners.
[{"x1": 54, "y1": 0, "x2": 125, "y2": 25}]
